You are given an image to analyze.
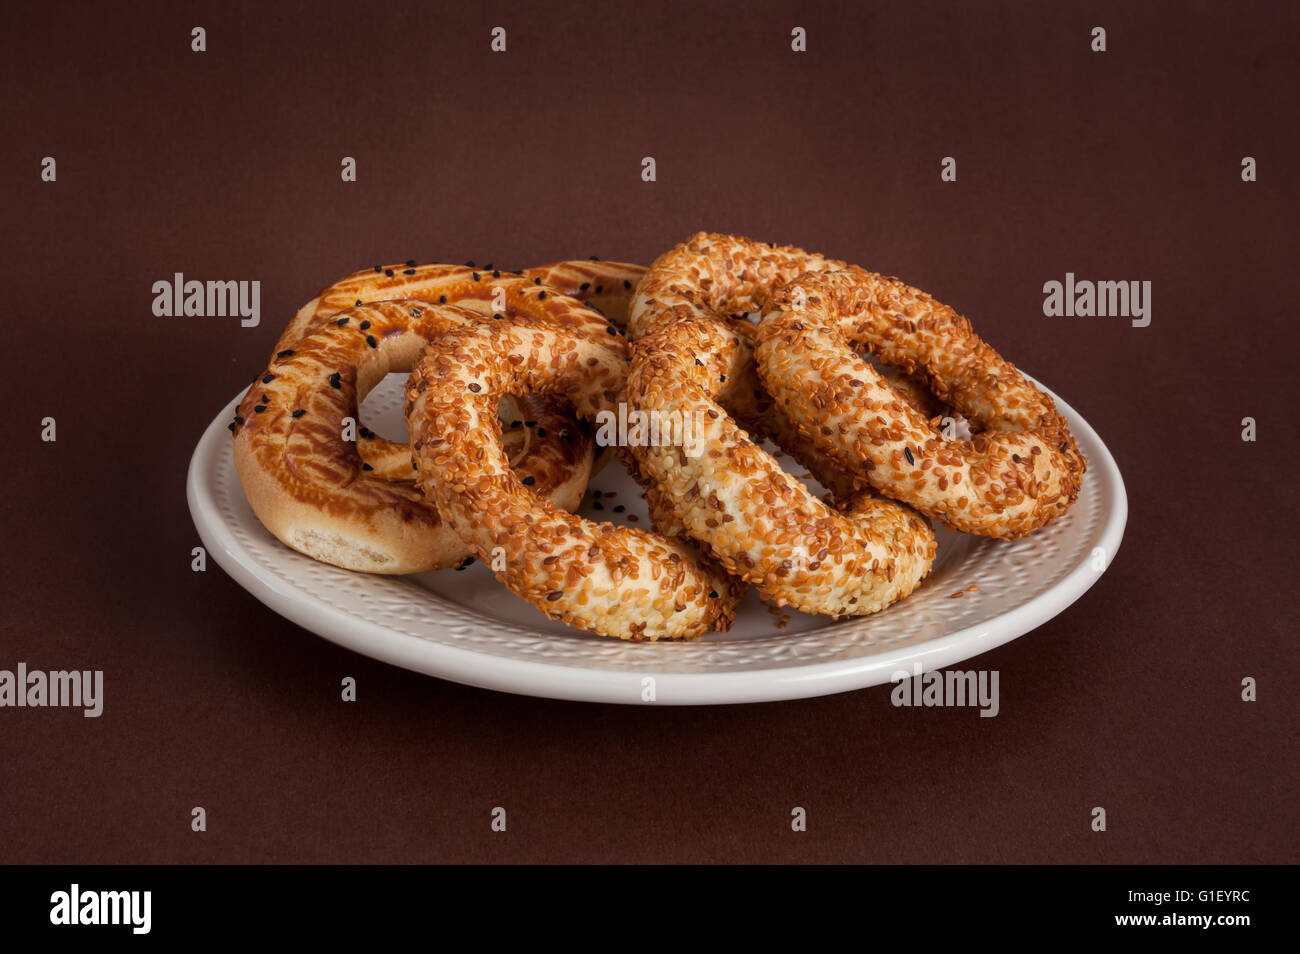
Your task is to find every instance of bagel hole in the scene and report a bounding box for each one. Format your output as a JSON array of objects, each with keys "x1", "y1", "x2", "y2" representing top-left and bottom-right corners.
[{"x1": 357, "y1": 372, "x2": 540, "y2": 459}]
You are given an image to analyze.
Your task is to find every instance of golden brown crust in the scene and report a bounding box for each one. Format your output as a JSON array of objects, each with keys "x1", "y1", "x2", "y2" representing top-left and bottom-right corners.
[
  {"x1": 626, "y1": 315, "x2": 936, "y2": 616},
  {"x1": 404, "y1": 319, "x2": 743, "y2": 641},
  {"x1": 754, "y1": 267, "x2": 1087, "y2": 538},
  {"x1": 232, "y1": 300, "x2": 594, "y2": 574},
  {"x1": 275, "y1": 260, "x2": 645, "y2": 480}
]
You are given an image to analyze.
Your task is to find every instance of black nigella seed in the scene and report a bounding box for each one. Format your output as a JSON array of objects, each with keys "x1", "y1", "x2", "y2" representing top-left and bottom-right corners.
[
  {"x1": 234, "y1": 415, "x2": 244, "y2": 425},
  {"x1": 412, "y1": 462, "x2": 418, "y2": 471},
  {"x1": 468, "y1": 383, "x2": 481, "y2": 393},
  {"x1": 329, "y1": 372, "x2": 341, "y2": 388},
  {"x1": 228, "y1": 422, "x2": 237, "y2": 432},
  {"x1": 254, "y1": 404, "x2": 267, "y2": 413},
  {"x1": 546, "y1": 590, "x2": 563, "y2": 602},
  {"x1": 695, "y1": 358, "x2": 703, "y2": 366},
  {"x1": 360, "y1": 427, "x2": 374, "y2": 439},
  {"x1": 384, "y1": 269, "x2": 393, "y2": 277},
  {"x1": 359, "y1": 320, "x2": 371, "y2": 330},
  {"x1": 261, "y1": 394, "x2": 269, "y2": 403},
  {"x1": 593, "y1": 490, "x2": 602, "y2": 498},
  {"x1": 592, "y1": 501, "x2": 604, "y2": 510},
  {"x1": 559, "y1": 429, "x2": 570, "y2": 440},
  {"x1": 522, "y1": 475, "x2": 535, "y2": 486},
  {"x1": 493, "y1": 313, "x2": 504, "y2": 320},
  {"x1": 406, "y1": 259, "x2": 416, "y2": 267},
  {"x1": 262, "y1": 373, "x2": 276, "y2": 383},
  {"x1": 410, "y1": 307, "x2": 422, "y2": 317},
  {"x1": 337, "y1": 316, "x2": 349, "y2": 326},
  {"x1": 438, "y1": 295, "x2": 447, "y2": 304},
  {"x1": 538, "y1": 291, "x2": 546, "y2": 299},
  {"x1": 362, "y1": 462, "x2": 373, "y2": 471},
  {"x1": 613, "y1": 505, "x2": 625, "y2": 513},
  {"x1": 533, "y1": 277, "x2": 541, "y2": 285},
  {"x1": 276, "y1": 349, "x2": 295, "y2": 359},
  {"x1": 291, "y1": 409, "x2": 306, "y2": 418},
  {"x1": 465, "y1": 260, "x2": 475, "y2": 267},
  {"x1": 720, "y1": 374, "x2": 726, "y2": 382},
  {"x1": 355, "y1": 299, "x2": 362, "y2": 307},
  {"x1": 492, "y1": 269, "x2": 500, "y2": 278},
  {"x1": 607, "y1": 325, "x2": 618, "y2": 335},
  {"x1": 594, "y1": 285, "x2": 603, "y2": 293},
  {"x1": 624, "y1": 280, "x2": 632, "y2": 289},
  {"x1": 525, "y1": 420, "x2": 537, "y2": 427},
  {"x1": 366, "y1": 335, "x2": 377, "y2": 348},
  {"x1": 904, "y1": 447, "x2": 915, "y2": 465},
  {"x1": 473, "y1": 272, "x2": 481, "y2": 281},
  {"x1": 580, "y1": 282, "x2": 590, "y2": 291},
  {"x1": 536, "y1": 427, "x2": 547, "y2": 437},
  {"x1": 589, "y1": 255, "x2": 599, "y2": 260},
  {"x1": 484, "y1": 263, "x2": 494, "y2": 270},
  {"x1": 709, "y1": 590, "x2": 719, "y2": 599},
  {"x1": 510, "y1": 420, "x2": 522, "y2": 428},
  {"x1": 627, "y1": 514, "x2": 638, "y2": 522},
  {"x1": 403, "y1": 269, "x2": 415, "y2": 275},
  {"x1": 373, "y1": 265, "x2": 382, "y2": 273}
]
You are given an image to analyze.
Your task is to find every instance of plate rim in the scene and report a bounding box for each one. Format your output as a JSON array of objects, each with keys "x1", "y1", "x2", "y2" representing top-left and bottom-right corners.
[{"x1": 187, "y1": 378, "x2": 1127, "y2": 706}]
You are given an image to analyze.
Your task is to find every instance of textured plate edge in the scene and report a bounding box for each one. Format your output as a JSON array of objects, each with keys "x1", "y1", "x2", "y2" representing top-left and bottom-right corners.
[{"x1": 187, "y1": 382, "x2": 1127, "y2": 706}]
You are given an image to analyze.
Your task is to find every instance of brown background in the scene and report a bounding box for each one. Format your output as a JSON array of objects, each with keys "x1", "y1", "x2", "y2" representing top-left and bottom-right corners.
[{"x1": 1, "y1": 0, "x2": 1295, "y2": 864}]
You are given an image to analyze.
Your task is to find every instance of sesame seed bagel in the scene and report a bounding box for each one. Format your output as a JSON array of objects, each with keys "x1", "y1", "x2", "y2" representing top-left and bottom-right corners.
[
  {"x1": 628, "y1": 233, "x2": 881, "y2": 501},
  {"x1": 232, "y1": 300, "x2": 594, "y2": 574},
  {"x1": 404, "y1": 320, "x2": 743, "y2": 641},
  {"x1": 626, "y1": 315, "x2": 937, "y2": 617},
  {"x1": 275, "y1": 259, "x2": 645, "y2": 480},
  {"x1": 754, "y1": 267, "x2": 1087, "y2": 539}
]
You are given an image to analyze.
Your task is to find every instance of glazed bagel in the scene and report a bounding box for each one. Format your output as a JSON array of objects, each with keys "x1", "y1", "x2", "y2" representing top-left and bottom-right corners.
[
  {"x1": 754, "y1": 267, "x2": 1086, "y2": 538},
  {"x1": 275, "y1": 258, "x2": 645, "y2": 480},
  {"x1": 232, "y1": 299, "x2": 597, "y2": 574},
  {"x1": 404, "y1": 319, "x2": 743, "y2": 641},
  {"x1": 625, "y1": 315, "x2": 936, "y2": 616}
]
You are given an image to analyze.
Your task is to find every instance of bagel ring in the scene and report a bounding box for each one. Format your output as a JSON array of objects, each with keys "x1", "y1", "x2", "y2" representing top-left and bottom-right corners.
[
  {"x1": 628, "y1": 232, "x2": 909, "y2": 501},
  {"x1": 276, "y1": 259, "x2": 645, "y2": 480},
  {"x1": 405, "y1": 318, "x2": 743, "y2": 641},
  {"x1": 232, "y1": 297, "x2": 606, "y2": 574},
  {"x1": 625, "y1": 312, "x2": 936, "y2": 617},
  {"x1": 755, "y1": 266, "x2": 1086, "y2": 538}
]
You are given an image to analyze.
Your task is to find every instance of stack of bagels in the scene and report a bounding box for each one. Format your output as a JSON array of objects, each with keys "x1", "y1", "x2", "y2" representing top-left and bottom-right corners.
[{"x1": 232, "y1": 233, "x2": 1086, "y2": 640}]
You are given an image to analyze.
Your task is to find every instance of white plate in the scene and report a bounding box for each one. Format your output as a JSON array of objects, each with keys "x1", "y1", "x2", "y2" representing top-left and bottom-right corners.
[{"x1": 187, "y1": 373, "x2": 1126, "y2": 705}]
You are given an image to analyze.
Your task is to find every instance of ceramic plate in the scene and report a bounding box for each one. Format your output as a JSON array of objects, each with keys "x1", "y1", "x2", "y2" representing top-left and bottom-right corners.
[{"x1": 187, "y1": 373, "x2": 1126, "y2": 704}]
